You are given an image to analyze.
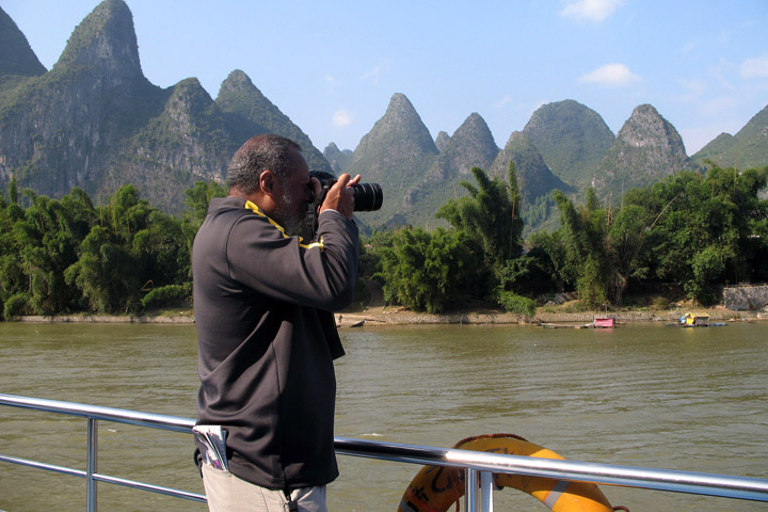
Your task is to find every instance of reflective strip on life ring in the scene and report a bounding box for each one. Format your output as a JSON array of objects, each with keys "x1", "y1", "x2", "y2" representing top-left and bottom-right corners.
[{"x1": 397, "y1": 433, "x2": 615, "y2": 512}]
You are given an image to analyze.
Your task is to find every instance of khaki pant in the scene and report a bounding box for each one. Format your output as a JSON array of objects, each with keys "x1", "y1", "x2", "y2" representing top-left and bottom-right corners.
[{"x1": 202, "y1": 463, "x2": 328, "y2": 512}]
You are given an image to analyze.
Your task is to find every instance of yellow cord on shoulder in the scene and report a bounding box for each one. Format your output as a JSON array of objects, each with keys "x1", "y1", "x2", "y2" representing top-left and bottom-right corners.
[{"x1": 244, "y1": 200, "x2": 324, "y2": 250}]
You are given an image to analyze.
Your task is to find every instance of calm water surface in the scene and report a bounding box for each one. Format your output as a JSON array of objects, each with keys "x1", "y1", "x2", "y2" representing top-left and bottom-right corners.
[{"x1": 0, "y1": 321, "x2": 766, "y2": 511}]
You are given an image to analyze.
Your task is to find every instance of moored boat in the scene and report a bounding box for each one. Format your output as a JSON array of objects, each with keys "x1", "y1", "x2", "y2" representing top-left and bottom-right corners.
[
  {"x1": 667, "y1": 312, "x2": 727, "y2": 327},
  {"x1": 593, "y1": 317, "x2": 616, "y2": 328}
]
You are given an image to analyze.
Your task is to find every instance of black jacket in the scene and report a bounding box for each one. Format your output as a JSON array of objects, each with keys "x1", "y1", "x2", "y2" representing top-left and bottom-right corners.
[{"x1": 192, "y1": 197, "x2": 358, "y2": 489}]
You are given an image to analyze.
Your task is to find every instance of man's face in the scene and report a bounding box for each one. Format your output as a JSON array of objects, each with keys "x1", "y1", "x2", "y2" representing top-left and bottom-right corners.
[{"x1": 270, "y1": 150, "x2": 314, "y2": 235}]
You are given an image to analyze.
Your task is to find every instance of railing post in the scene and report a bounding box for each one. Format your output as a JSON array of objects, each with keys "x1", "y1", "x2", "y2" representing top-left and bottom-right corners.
[
  {"x1": 465, "y1": 468, "x2": 478, "y2": 512},
  {"x1": 86, "y1": 417, "x2": 98, "y2": 512},
  {"x1": 480, "y1": 471, "x2": 494, "y2": 512}
]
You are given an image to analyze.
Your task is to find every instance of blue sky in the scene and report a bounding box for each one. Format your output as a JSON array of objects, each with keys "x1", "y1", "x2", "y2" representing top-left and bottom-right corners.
[{"x1": 4, "y1": 0, "x2": 768, "y2": 155}]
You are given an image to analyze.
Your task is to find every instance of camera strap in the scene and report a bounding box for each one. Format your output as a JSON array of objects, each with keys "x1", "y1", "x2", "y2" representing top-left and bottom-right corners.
[{"x1": 305, "y1": 204, "x2": 318, "y2": 239}]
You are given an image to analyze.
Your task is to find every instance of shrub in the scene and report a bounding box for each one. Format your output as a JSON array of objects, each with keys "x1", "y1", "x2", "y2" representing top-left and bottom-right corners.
[
  {"x1": 3, "y1": 292, "x2": 31, "y2": 319},
  {"x1": 141, "y1": 284, "x2": 191, "y2": 310},
  {"x1": 497, "y1": 291, "x2": 537, "y2": 316}
]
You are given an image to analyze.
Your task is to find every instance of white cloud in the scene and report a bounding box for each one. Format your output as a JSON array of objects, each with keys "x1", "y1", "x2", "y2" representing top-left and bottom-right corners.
[
  {"x1": 560, "y1": 0, "x2": 624, "y2": 22},
  {"x1": 708, "y1": 58, "x2": 736, "y2": 91},
  {"x1": 324, "y1": 74, "x2": 337, "y2": 93},
  {"x1": 361, "y1": 62, "x2": 390, "y2": 85},
  {"x1": 679, "y1": 79, "x2": 705, "y2": 98},
  {"x1": 579, "y1": 63, "x2": 640, "y2": 86},
  {"x1": 741, "y1": 54, "x2": 768, "y2": 78},
  {"x1": 494, "y1": 95, "x2": 513, "y2": 108},
  {"x1": 333, "y1": 109, "x2": 353, "y2": 127},
  {"x1": 681, "y1": 41, "x2": 697, "y2": 54}
]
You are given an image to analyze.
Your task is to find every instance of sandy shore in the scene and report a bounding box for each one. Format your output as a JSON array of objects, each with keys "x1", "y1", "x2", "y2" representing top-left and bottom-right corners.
[
  {"x1": 16, "y1": 313, "x2": 197, "y2": 324},
  {"x1": 14, "y1": 305, "x2": 766, "y2": 326},
  {"x1": 335, "y1": 305, "x2": 767, "y2": 328}
]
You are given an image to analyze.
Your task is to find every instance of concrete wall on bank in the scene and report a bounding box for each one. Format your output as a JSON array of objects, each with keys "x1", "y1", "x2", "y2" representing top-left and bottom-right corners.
[{"x1": 723, "y1": 285, "x2": 768, "y2": 310}]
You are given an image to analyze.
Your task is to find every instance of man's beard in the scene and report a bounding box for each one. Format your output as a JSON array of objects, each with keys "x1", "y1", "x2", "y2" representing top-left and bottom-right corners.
[{"x1": 272, "y1": 190, "x2": 307, "y2": 238}]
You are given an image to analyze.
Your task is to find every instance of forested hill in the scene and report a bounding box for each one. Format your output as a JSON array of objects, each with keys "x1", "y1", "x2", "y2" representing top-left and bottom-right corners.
[
  {"x1": 692, "y1": 105, "x2": 768, "y2": 171},
  {"x1": 0, "y1": 7, "x2": 46, "y2": 86},
  {"x1": 522, "y1": 99, "x2": 615, "y2": 191},
  {"x1": 1, "y1": 1, "x2": 767, "y2": 230},
  {"x1": 0, "y1": 0, "x2": 330, "y2": 215}
]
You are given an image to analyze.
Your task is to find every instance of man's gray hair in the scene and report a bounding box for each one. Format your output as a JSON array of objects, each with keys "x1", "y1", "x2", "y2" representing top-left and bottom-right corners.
[{"x1": 228, "y1": 134, "x2": 302, "y2": 195}]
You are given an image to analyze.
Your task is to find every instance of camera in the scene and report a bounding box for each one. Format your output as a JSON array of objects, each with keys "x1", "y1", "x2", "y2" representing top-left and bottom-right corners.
[
  {"x1": 309, "y1": 170, "x2": 383, "y2": 212},
  {"x1": 305, "y1": 170, "x2": 383, "y2": 239}
]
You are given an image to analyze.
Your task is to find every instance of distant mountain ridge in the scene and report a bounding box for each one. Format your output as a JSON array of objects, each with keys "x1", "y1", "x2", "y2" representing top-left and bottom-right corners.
[
  {"x1": 1, "y1": 1, "x2": 766, "y2": 231},
  {"x1": 692, "y1": 105, "x2": 768, "y2": 171},
  {"x1": 398, "y1": 112, "x2": 499, "y2": 228},
  {"x1": 522, "y1": 99, "x2": 615, "y2": 191},
  {"x1": 491, "y1": 131, "x2": 574, "y2": 203},
  {"x1": 345, "y1": 93, "x2": 439, "y2": 227},
  {"x1": 593, "y1": 104, "x2": 691, "y2": 200},
  {"x1": 216, "y1": 70, "x2": 329, "y2": 172},
  {"x1": 0, "y1": 0, "x2": 330, "y2": 214},
  {"x1": 0, "y1": 6, "x2": 46, "y2": 87}
]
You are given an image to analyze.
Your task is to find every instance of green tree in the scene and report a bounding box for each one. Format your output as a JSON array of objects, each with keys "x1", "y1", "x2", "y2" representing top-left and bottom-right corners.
[
  {"x1": 549, "y1": 188, "x2": 610, "y2": 308},
  {"x1": 604, "y1": 164, "x2": 768, "y2": 305},
  {"x1": 435, "y1": 163, "x2": 529, "y2": 311},
  {"x1": 1, "y1": 188, "x2": 96, "y2": 316},
  {"x1": 526, "y1": 229, "x2": 568, "y2": 292},
  {"x1": 65, "y1": 185, "x2": 155, "y2": 313},
  {"x1": 0, "y1": 187, "x2": 27, "y2": 318},
  {"x1": 182, "y1": 180, "x2": 227, "y2": 242},
  {"x1": 375, "y1": 227, "x2": 483, "y2": 313},
  {"x1": 0, "y1": 181, "x2": 223, "y2": 317},
  {"x1": 136, "y1": 209, "x2": 192, "y2": 309},
  {"x1": 8, "y1": 176, "x2": 19, "y2": 205},
  {"x1": 437, "y1": 163, "x2": 524, "y2": 267},
  {"x1": 646, "y1": 166, "x2": 768, "y2": 304},
  {"x1": 64, "y1": 226, "x2": 124, "y2": 312},
  {"x1": 607, "y1": 196, "x2": 658, "y2": 300}
]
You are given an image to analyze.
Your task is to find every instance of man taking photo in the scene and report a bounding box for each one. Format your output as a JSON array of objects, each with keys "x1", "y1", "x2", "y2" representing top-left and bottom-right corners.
[{"x1": 192, "y1": 134, "x2": 360, "y2": 512}]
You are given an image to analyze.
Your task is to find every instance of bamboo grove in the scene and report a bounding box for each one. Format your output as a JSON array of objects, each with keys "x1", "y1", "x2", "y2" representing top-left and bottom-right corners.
[{"x1": 1, "y1": 163, "x2": 767, "y2": 320}]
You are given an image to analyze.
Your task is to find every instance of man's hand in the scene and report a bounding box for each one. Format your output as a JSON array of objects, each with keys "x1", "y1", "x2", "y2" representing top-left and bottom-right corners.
[{"x1": 319, "y1": 174, "x2": 361, "y2": 220}]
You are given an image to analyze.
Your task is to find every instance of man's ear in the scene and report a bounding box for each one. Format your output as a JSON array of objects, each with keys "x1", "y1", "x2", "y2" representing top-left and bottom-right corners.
[{"x1": 259, "y1": 170, "x2": 276, "y2": 196}]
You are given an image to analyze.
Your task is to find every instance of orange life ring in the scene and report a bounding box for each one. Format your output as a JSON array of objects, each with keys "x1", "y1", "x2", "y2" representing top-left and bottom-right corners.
[{"x1": 397, "y1": 433, "x2": 616, "y2": 512}]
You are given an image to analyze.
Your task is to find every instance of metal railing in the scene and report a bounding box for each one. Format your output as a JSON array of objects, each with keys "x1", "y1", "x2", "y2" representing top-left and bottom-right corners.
[{"x1": 2, "y1": 392, "x2": 768, "y2": 511}]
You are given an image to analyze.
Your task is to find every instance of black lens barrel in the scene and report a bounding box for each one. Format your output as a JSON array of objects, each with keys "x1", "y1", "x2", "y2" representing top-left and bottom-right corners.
[{"x1": 351, "y1": 183, "x2": 383, "y2": 211}]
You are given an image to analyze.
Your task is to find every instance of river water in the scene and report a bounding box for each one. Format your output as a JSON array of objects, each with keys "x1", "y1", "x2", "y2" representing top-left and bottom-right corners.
[{"x1": 0, "y1": 321, "x2": 766, "y2": 511}]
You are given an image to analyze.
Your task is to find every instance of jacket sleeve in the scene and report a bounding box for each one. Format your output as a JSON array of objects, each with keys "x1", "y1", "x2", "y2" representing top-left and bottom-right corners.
[{"x1": 225, "y1": 210, "x2": 359, "y2": 311}]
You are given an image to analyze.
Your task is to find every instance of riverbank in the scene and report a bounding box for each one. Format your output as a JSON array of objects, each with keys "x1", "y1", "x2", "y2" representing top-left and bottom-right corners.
[
  {"x1": 15, "y1": 312, "x2": 197, "y2": 324},
  {"x1": 335, "y1": 305, "x2": 768, "y2": 327},
  {"x1": 13, "y1": 304, "x2": 767, "y2": 326}
]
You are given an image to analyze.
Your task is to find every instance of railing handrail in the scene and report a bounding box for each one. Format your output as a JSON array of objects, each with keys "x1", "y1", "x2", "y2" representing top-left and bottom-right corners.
[
  {"x1": 334, "y1": 437, "x2": 768, "y2": 501},
  {"x1": 0, "y1": 392, "x2": 195, "y2": 431},
  {"x1": 2, "y1": 392, "x2": 768, "y2": 510}
]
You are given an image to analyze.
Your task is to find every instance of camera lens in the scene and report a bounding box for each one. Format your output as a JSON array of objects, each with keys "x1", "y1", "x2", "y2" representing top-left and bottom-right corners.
[{"x1": 351, "y1": 183, "x2": 383, "y2": 211}]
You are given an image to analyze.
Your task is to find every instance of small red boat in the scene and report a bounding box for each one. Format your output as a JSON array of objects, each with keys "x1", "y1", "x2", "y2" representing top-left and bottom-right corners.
[{"x1": 593, "y1": 317, "x2": 616, "y2": 328}]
